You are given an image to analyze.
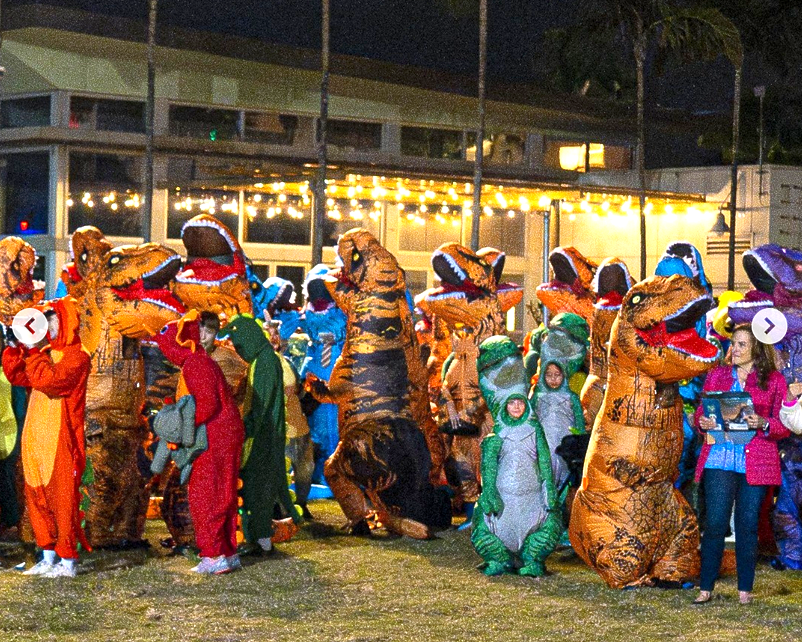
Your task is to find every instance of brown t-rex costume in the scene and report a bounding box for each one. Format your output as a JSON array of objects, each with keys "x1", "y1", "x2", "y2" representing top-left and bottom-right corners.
[
  {"x1": 569, "y1": 275, "x2": 719, "y2": 588},
  {"x1": 64, "y1": 226, "x2": 185, "y2": 548},
  {"x1": 0, "y1": 236, "x2": 45, "y2": 325},
  {"x1": 536, "y1": 246, "x2": 598, "y2": 325},
  {"x1": 580, "y1": 258, "x2": 633, "y2": 428},
  {"x1": 415, "y1": 243, "x2": 522, "y2": 504},
  {"x1": 306, "y1": 228, "x2": 450, "y2": 538}
]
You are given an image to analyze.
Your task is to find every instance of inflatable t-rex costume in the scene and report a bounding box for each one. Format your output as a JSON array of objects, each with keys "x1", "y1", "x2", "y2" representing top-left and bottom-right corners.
[
  {"x1": 173, "y1": 214, "x2": 252, "y2": 319},
  {"x1": 415, "y1": 243, "x2": 523, "y2": 505},
  {"x1": 305, "y1": 228, "x2": 451, "y2": 538},
  {"x1": 536, "y1": 246, "x2": 598, "y2": 325},
  {"x1": 471, "y1": 335, "x2": 562, "y2": 576},
  {"x1": 580, "y1": 258, "x2": 632, "y2": 427},
  {"x1": 0, "y1": 236, "x2": 45, "y2": 324},
  {"x1": 569, "y1": 275, "x2": 719, "y2": 588},
  {"x1": 64, "y1": 226, "x2": 185, "y2": 548},
  {"x1": 729, "y1": 245, "x2": 802, "y2": 570}
]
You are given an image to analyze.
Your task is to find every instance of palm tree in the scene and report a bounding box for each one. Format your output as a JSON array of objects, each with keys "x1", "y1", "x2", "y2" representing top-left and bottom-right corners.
[
  {"x1": 311, "y1": 0, "x2": 330, "y2": 267},
  {"x1": 578, "y1": 0, "x2": 742, "y2": 279}
]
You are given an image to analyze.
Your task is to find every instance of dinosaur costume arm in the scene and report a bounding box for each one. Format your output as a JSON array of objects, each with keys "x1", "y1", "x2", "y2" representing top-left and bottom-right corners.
[
  {"x1": 570, "y1": 392, "x2": 586, "y2": 434},
  {"x1": 477, "y1": 433, "x2": 504, "y2": 515},
  {"x1": 24, "y1": 346, "x2": 91, "y2": 398},
  {"x1": 2, "y1": 346, "x2": 30, "y2": 388},
  {"x1": 534, "y1": 421, "x2": 559, "y2": 510}
]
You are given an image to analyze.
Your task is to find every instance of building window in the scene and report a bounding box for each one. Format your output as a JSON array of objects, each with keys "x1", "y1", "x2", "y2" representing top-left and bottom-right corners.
[
  {"x1": 244, "y1": 191, "x2": 310, "y2": 245},
  {"x1": 401, "y1": 127, "x2": 464, "y2": 160},
  {"x1": 320, "y1": 119, "x2": 382, "y2": 150},
  {"x1": 169, "y1": 105, "x2": 240, "y2": 141},
  {"x1": 479, "y1": 209, "x2": 526, "y2": 257},
  {"x1": 322, "y1": 198, "x2": 382, "y2": 246},
  {"x1": 466, "y1": 133, "x2": 526, "y2": 165},
  {"x1": 276, "y1": 265, "x2": 306, "y2": 300},
  {"x1": 1, "y1": 96, "x2": 51, "y2": 128},
  {"x1": 0, "y1": 152, "x2": 50, "y2": 235},
  {"x1": 404, "y1": 269, "x2": 428, "y2": 297},
  {"x1": 398, "y1": 206, "x2": 462, "y2": 252},
  {"x1": 243, "y1": 112, "x2": 299, "y2": 145},
  {"x1": 168, "y1": 188, "x2": 240, "y2": 239},
  {"x1": 70, "y1": 97, "x2": 145, "y2": 133},
  {"x1": 68, "y1": 152, "x2": 143, "y2": 236}
]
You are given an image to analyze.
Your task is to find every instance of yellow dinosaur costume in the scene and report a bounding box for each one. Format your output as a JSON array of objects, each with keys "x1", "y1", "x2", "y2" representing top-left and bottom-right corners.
[{"x1": 569, "y1": 275, "x2": 719, "y2": 588}]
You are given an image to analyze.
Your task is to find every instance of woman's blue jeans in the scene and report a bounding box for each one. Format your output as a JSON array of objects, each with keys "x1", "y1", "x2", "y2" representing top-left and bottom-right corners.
[{"x1": 700, "y1": 468, "x2": 767, "y2": 592}]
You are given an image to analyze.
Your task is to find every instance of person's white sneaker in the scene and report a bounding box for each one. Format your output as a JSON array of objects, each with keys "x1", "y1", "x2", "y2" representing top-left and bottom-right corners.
[
  {"x1": 226, "y1": 554, "x2": 242, "y2": 571},
  {"x1": 257, "y1": 537, "x2": 273, "y2": 553},
  {"x1": 191, "y1": 555, "x2": 230, "y2": 575},
  {"x1": 22, "y1": 560, "x2": 55, "y2": 576},
  {"x1": 43, "y1": 561, "x2": 77, "y2": 578}
]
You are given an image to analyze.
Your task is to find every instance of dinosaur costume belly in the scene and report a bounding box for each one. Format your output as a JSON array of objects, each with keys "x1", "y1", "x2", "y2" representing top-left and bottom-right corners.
[
  {"x1": 484, "y1": 424, "x2": 548, "y2": 552},
  {"x1": 569, "y1": 275, "x2": 718, "y2": 588},
  {"x1": 536, "y1": 391, "x2": 577, "y2": 489}
]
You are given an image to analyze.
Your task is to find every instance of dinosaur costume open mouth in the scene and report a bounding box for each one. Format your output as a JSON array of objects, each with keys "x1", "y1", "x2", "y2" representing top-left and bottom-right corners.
[
  {"x1": 594, "y1": 263, "x2": 631, "y2": 301},
  {"x1": 112, "y1": 255, "x2": 185, "y2": 314},
  {"x1": 176, "y1": 217, "x2": 242, "y2": 286},
  {"x1": 743, "y1": 250, "x2": 778, "y2": 295},
  {"x1": 635, "y1": 295, "x2": 718, "y2": 362},
  {"x1": 429, "y1": 249, "x2": 488, "y2": 302}
]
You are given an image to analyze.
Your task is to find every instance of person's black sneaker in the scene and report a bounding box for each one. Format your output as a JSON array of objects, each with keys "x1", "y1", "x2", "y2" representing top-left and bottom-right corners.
[
  {"x1": 301, "y1": 504, "x2": 314, "y2": 520},
  {"x1": 770, "y1": 556, "x2": 787, "y2": 571}
]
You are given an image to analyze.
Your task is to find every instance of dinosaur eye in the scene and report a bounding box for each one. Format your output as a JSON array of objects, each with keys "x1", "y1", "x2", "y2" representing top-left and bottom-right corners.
[
  {"x1": 159, "y1": 325, "x2": 169, "y2": 335},
  {"x1": 251, "y1": 282, "x2": 259, "y2": 290},
  {"x1": 80, "y1": 252, "x2": 88, "y2": 263},
  {"x1": 352, "y1": 250, "x2": 361, "y2": 263},
  {"x1": 109, "y1": 256, "x2": 121, "y2": 266},
  {"x1": 631, "y1": 294, "x2": 643, "y2": 305}
]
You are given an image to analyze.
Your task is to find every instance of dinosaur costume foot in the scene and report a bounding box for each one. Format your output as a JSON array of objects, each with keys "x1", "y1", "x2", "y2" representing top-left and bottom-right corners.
[
  {"x1": 378, "y1": 512, "x2": 433, "y2": 540},
  {"x1": 518, "y1": 562, "x2": 547, "y2": 577},
  {"x1": 481, "y1": 560, "x2": 514, "y2": 576}
]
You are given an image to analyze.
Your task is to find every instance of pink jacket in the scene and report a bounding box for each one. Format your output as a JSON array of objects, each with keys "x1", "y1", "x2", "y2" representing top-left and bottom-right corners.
[{"x1": 694, "y1": 366, "x2": 789, "y2": 486}]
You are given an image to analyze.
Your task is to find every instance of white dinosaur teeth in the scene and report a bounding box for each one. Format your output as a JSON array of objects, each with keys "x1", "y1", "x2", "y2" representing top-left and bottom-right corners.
[
  {"x1": 432, "y1": 250, "x2": 468, "y2": 282},
  {"x1": 176, "y1": 272, "x2": 239, "y2": 285},
  {"x1": 142, "y1": 297, "x2": 182, "y2": 314},
  {"x1": 181, "y1": 219, "x2": 238, "y2": 253},
  {"x1": 143, "y1": 256, "x2": 181, "y2": 279}
]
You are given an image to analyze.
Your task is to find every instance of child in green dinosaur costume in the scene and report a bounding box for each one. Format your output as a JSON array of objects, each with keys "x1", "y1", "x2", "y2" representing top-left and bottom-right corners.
[
  {"x1": 217, "y1": 314, "x2": 302, "y2": 551},
  {"x1": 471, "y1": 335, "x2": 562, "y2": 576}
]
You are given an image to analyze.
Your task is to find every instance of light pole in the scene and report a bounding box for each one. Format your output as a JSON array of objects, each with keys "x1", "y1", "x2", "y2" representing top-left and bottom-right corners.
[
  {"x1": 311, "y1": 0, "x2": 330, "y2": 267},
  {"x1": 469, "y1": 0, "x2": 487, "y2": 252},
  {"x1": 754, "y1": 85, "x2": 766, "y2": 196},
  {"x1": 142, "y1": 0, "x2": 157, "y2": 242}
]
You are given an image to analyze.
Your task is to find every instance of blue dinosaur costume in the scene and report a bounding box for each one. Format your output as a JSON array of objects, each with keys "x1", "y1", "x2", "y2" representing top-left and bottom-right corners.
[
  {"x1": 729, "y1": 245, "x2": 802, "y2": 570},
  {"x1": 298, "y1": 264, "x2": 347, "y2": 483},
  {"x1": 655, "y1": 241, "x2": 710, "y2": 493},
  {"x1": 263, "y1": 277, "x2": 302, "y2": 343},
  {"x1": 471, "y1": 335, "x2": 562, "y2": 576},
  {"x1": 246, "y1": 262, "x2": 269, "y2": 321}
]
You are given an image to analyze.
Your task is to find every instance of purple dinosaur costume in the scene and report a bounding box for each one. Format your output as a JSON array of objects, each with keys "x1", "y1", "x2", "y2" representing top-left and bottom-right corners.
[{"x1": 729, "y1": 244, "x2": 802, "y2": 570}]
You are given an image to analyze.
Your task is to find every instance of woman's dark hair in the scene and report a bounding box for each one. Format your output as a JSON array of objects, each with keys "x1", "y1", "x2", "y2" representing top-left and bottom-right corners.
[{"x1": 731, "y1": 324, "x2": 778, "y2": 390}]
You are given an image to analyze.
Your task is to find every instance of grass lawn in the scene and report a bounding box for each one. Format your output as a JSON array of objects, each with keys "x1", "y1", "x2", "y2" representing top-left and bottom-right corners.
[{"x1": 1, "y1": 499, "x2": 801, "y2": 642}]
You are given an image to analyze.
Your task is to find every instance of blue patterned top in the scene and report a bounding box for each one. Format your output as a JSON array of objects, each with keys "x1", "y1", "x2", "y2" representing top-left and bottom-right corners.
[{"x1": 704, "y1": 367, "x2": 747, "y2": 474}]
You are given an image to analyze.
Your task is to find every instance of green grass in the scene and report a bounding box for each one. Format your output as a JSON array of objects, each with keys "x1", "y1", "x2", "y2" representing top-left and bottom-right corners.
[{"x1": 1, "y1": 500, "x2": 801, "y2": 642}]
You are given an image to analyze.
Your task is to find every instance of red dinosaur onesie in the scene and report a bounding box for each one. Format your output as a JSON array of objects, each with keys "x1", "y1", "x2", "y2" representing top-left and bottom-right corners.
[
  {"x1": 2, "y1": 296, "x2": 91, "y2": 560},
  {"x1": 151, "y1": 311, "x2": 244, "y2": 561}
]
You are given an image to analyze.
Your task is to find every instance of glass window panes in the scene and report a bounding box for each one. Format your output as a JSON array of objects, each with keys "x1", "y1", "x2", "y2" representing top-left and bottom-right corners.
[
  {"x1": 401, "y1": 127, "x2": 464, "y2": 159},
  {"x1": 1, "y1": 96, "x2": 51, "y2": 128},
  {"x1": 0, "y1": 152, "x2": 50, "y2": 235},
  {"x1": 70, "y1": 97, "x2": 145, "y2": 133},
  {"x1": 478, "y1": 209, "x2": 526, "y2": 257},
  {"x1": 320, "y1": 119, "x2": 382, "y2": 150},
  {"x1": 466, "y1": 133, "x2": 526, "y2": 165},
  {"x1": 276, "y1": 265, "x2": 306, "y2": 301},
  {"x1": 243, "y1": 113, "x2": 298, "y2": 145},
  {"x1": 168, "y1": 189, "x2": 240, "y2": 240},
  {"x1": 169, "y1": 106, "x2": 240, "y2": 141},
  {"x1": 398, "y1": 207, "x2": 462, "y2": 252},
  {"x1": 249, "y1": 263, "x2": 269, "y2": 282},
  {"x1": 322, "y1": 198, "x2": 382, "y2": 246},
  {"x1": 68, "y1": 152, "x2": 144, "y2": 236},
  {"x1": 244, "y1": 192, "x2": 310, "y2": 245}
]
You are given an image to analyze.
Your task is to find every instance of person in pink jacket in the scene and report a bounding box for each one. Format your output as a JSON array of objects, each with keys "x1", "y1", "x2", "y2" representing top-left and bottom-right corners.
[{"x1": 693, "y1": 325, "x2": 789, "y2": 605}]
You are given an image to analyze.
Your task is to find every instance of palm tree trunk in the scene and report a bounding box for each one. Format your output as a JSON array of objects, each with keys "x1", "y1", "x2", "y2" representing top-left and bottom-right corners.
[
  {"x1": 143, "y1": 0, "x2": 157, "y2": 242},
  {"x1": 635, "y1": 34, "x2": 646, "y2": 280},
  {"x1": 312, "y1": 0, "x2": 330, "y2": 267},
  {"x1": 727, "y1": 65, "x2": 742, "y2": 290},
  {"x1": 469, "y1": 0, "x2": 487, "y2": 252}
]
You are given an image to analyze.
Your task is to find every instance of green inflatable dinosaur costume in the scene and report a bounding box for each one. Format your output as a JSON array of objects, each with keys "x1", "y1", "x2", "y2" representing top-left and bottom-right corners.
[
  {"x1": 471, "y1": 335, "x2": 562, "y2": 576},
  {"x1": 218, "y1": 315, "x2": 301, "y2": 546}
]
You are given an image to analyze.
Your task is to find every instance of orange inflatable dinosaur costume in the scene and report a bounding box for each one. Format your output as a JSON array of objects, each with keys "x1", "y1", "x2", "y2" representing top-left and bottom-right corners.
[
  {"x1": 415, "y1": 243, "x2": 522, "y2": 505},
  {"x1": 579, "y1": 258, "x2": 632, "y2": 427},
  {"x1": 569, "y1": 275, "x2": 718, "y2": 588},
  {"x1": 61, "y1": 226, "x2": 185, "y2": 548},
  {"x1": 0, "y1": 236, "x2": 45, "y2": 324},
  {"x1": 536, "y1": 246, "x2": 598, "y2": 325},
  {"x1": 2, "y1": 297, "x2": 91, "y2": 561}
]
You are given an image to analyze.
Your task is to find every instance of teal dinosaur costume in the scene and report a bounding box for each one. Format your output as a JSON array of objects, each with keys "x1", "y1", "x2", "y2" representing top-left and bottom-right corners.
[
  {"x1": 471, "y1": 336, "x2": 562, "y2": 576},
  {"x1": 218, "y1": 315, "x2": 301, "y2": 544}
]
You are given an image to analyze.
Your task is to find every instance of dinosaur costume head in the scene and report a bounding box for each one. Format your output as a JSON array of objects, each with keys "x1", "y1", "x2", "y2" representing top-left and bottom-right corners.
[
  {"x1": 93, "y1": 242, "x2": 186, "y2": 339},
  {"x1": 217, "y1": 314, "x2": 269, "y2": 364},
  {"x1": 477, "y1": 335, "x2": 532, "y2": 427},
  {"x1": 263, "y1": 277, "x2": 297, "y2": 315},
  {"x1": 711, "y1": 290, "x2": 743, "y2": 340},
  {"x1": 0, "y1": 236, "x2": 45, "y2": 324},
  {"x1": 61, "y1": 226, "x2": 114, "y2": 299},
  {"x1": 246, "y1": 262, "x2": 269, "y2": 321},
  {"x1": 539, "y1": 312, "x2": 590, "y2": 379},
  {"x1": 536, "y1": 246, "x2": 598, "y2": 324},
  {"x1": 615, "y1": 275, "x2": 719, "y2": 383},
  {"x1": 592, "y1": 257, "x2": 632, "y2": 307},
  {"x1": 152, "y1": 311, "x2": 201, "y2": 368},
  {"x1": 304, "y1": 264, "x2": 337, "y2": 312},
  {"x1": 37, "y1": 295, "x2": 82, "y2": 352},
  {"x1": 174, "y1": 214, "x2": 252, "y2": 318}
]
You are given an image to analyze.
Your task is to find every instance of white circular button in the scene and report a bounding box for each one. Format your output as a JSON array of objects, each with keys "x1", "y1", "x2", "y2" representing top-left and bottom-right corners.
[
  {"x1": 751, "y1": 308, "x2": 788, "y2": 345},
  {"x1": 11, "y1": 308, "x2": 48, "y2": 346}
]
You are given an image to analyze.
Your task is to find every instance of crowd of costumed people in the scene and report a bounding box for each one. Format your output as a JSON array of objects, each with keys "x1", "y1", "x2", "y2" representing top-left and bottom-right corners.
[{"x1": 0, "y1": 217, "x2": 800, "y2": 605}]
